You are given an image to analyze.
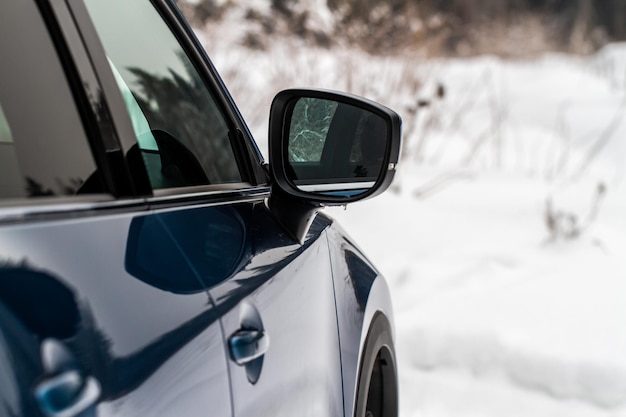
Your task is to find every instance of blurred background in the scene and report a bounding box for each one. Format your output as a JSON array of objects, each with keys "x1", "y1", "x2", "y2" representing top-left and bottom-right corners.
[{"x1": 176, "y1": 1, "x2": 626, "y2": 416}]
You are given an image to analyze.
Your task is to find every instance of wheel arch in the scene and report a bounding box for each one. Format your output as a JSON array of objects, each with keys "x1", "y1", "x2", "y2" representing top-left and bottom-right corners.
[
  {"x1": 325, "y1": 221, "x2": 397, "y2": 417},
  {"x1": 353, "y1": 308, "x2": 398, "y2": 417}
]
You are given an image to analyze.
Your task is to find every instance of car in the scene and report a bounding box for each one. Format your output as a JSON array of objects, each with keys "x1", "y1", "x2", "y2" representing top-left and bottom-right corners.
[{"x1": 0, "y1": 1, "x2": 401, "y2": 417}]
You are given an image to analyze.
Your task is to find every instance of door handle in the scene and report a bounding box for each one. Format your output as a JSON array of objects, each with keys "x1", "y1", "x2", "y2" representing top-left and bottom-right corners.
[
  {"x1": 34, "y1": 370, "x2": 101, "y2": 417},
  {"x1": 228, "y1": 328, "x2": 270, "y2": 366}
]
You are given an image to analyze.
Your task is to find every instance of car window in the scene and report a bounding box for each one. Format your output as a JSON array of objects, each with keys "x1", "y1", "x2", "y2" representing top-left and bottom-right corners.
[
  {"x1": 0, "y1": 2, "x2": 104, "y2": 203},
  {"x1": 84, "y1": 0, "x2": 243, "y2": 189},
  {"x1": 108, "y1": 59, "x2": 158, "y2": 152},
  {"x1": 0, "y1": 105, "x2": 20, "y2": 199},
  {"x1": 0, "y1": 106, "x2": 10, "y2": 144}
]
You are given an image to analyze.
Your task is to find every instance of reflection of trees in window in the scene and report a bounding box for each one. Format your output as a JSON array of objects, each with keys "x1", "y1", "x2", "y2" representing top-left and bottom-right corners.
[
  {"x1": 0, "y1": 105, "x2": 12, "y2": 143},
  {"x1": 128, "y1": 57, "x2": 241, "y2": 184},
  {"x1": 288, "y1": 98, "x2": 337, "y2": 163},
  {"x1": 25, "y1": 177, "x2": 85, "y2": 197}
]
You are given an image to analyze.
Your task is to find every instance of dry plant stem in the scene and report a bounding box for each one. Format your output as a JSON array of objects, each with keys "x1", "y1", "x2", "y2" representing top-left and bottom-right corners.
[
  {"x1": 421, "y1": 73, "x2": 485, "y2": 164},
  {"x1": 487, "y1": 69, "x2": 505, "y2": 169},
  {"x1": 572, "y1": 94, "x2": 626, "y2": 180},
  {"x1": 462, "y1": 124, "x2": 493, "y2": 166},
  {"x1": 413, "y1": 169, "x2": 474, "y2": 200},
  {"x1": 552, "y1": 101, "x2": 572, "y2": 179},
  {"x1": 459, "y1": 70, "x2": 503, "y2": 168}
]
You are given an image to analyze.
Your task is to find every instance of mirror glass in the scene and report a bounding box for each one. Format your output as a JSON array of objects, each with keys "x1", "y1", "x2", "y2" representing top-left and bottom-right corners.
[{"x1": 287, "y1": 97, "x2": 389, "y2": 197}]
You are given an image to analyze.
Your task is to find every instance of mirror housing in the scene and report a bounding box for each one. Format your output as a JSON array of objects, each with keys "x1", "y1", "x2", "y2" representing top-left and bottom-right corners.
[
  {"x1": 269, "y1": 89, "x2": 402, "y2": 206},
  {"x1": 268, "y1": 89, "x2": 402, "y2": 242}
]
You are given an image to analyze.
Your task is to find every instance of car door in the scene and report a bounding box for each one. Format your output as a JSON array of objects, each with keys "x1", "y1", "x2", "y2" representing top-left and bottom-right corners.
[
  {"x1": 78, "y1": 0, "x2": 345, "y2": 416},
  {"x1": 155, "y1": 203, "x2": 345, "y2": 417},
  {"x1": 0, "y1": 2, "x2": 230, "y2": 416}
]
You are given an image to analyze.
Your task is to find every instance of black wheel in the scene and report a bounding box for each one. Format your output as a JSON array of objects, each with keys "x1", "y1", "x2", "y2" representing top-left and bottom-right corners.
[{"x1": 355, "y1": 313, "x2": 398, "y2": 417}]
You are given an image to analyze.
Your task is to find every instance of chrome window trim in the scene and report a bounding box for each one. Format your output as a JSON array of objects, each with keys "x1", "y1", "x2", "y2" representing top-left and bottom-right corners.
[
  {"x1": 0, "y1": 196, "x2": 142, "y2": 224},
  {"x1": 0, "y1": 186, "x2": 270, "y2": 224},
  {"x1": 150, "y1": 182, "x2": 255, "y2": 198},
  {"x1": 146, "y1": 186, "x2": 271, "y2": 208}
]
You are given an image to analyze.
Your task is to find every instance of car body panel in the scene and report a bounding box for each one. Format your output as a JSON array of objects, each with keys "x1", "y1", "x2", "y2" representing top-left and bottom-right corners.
[
  {"x1": 325, "y1": 222, "x2": 395, "y2": 417},
  {"x1": 155, "y1": 202, "x2": 344, "y2": 417},
  {"x1": 0, "y1": 210, "x2": 231, "y2": 416},
  {"x1": 0, "y1": 300, "x2": 46, "y2": 417},
  {"x1": 0, "y1": 198, "x2": 370, "y2": 417}
]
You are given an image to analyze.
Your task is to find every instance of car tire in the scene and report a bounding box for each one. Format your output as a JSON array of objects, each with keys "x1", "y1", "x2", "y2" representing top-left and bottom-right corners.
[{"x1": 354, "y1": 313, "x2": 398, "y2": 417}]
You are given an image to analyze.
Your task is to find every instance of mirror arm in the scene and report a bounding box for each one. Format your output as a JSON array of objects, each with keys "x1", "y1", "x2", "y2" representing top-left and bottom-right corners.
[{"x1": 267, "y1": 186, "x2": 321, "y2": 244}]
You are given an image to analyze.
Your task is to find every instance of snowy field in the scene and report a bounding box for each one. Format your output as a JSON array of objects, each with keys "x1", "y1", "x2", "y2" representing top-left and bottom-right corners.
[
  {"x1": 197, "y1": 17, "x2": 626, "y2": 416},
  {"x1": 330, "y1": 170, "x2": 626, "y2": 417}
]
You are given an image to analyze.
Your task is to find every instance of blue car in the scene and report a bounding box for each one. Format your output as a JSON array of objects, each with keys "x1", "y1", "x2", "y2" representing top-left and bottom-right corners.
[{"x1": 0, "y1": 1, "x2": 401, "y2": 417}]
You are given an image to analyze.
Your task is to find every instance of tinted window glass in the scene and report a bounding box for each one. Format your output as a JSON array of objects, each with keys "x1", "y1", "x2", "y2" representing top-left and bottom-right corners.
[
  {"x1": 0, "y1": 2, "x2": 103, "y2": 202},
  {"x1": 84, "y1": 0, "x2": 242, "y2": 188}
]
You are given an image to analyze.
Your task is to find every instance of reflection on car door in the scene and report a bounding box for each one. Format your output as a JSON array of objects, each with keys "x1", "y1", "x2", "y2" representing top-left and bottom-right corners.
[
  {"x1": 0, "y1": 212, "x2": 231, "y2": 417},
  {"x1": 155, "y1": 202, "x2": 344, "y2": 417},
  {"x1": 0, "y1": 299, "x2": 44, "y2": 417}
]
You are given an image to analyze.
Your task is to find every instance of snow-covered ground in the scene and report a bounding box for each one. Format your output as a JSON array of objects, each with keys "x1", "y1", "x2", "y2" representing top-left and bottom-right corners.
[
  {"x1": 330, "y1": 170, "x2": 626, "y2": 417},
  {"x1": 197, "y1": 18, "x2": 626, "y2": 415},
  {"x1": 325, "y1": 48, "x2": 626, "y2": 417}
]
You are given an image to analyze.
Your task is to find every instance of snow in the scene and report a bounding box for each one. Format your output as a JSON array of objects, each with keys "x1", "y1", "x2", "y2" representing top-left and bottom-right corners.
[
  {"x1": 195, "y1": 17, "x2": 626, "y2": 416},
  {"x1": 328, "y1": 171, "x2": 626, "y2": 416},
  {"x1": 326, "y1": 50, "x2": 626, "y2": 417}
]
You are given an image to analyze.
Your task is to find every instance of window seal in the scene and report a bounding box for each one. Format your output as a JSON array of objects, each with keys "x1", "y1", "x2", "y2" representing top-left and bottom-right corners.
[
  {"x1": 0, "y1": 196, "x2": 146, "y2": 225},
  {"x1": 146, "y1": 185, "x2": 271, "y2": 210},
  {"x1": 0, "y1": 185, "x2": 270, "y2": 225}
]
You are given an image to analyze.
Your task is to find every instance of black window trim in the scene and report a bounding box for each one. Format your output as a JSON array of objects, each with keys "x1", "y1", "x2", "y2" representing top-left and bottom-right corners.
[
  {"x1": 37, "y1": 0, "x2": 144, "y2": 198},
  {"x1": 61, "y1": 0, "x2": 153, "y2": 196}
]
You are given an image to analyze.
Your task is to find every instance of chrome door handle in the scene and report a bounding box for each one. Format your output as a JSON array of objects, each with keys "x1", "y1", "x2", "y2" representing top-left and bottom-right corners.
[
  {"x1": 34, "y1": 370, "x2": 101, "y2": 417},
  {"x1": 228, "y1": 329, "x2": 270, "y2": 366}
]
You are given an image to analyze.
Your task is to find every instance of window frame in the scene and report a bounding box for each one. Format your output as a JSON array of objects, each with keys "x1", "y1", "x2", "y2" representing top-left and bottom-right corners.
[
  {"x1": 68, "y1": 0, "x2": 269, "y2": 199},
  {"x1": 0, "y1": 0, "x2": 271, "y2": 224},
  {"x1": 36, "y1": 0, "x2": 142, "y2": 198}
]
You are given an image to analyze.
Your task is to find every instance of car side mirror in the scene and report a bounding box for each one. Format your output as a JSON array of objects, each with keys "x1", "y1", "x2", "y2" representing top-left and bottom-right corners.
[
  {"x1": 268, "y1": 89, "x2": 402, "y2": 242},
  {"x1": 269, "y1": 89, "x2": 401, "y2": 205}
]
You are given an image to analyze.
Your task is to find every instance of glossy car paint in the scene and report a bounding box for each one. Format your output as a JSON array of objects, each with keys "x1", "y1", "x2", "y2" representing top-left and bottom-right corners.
[
  {"x1": 0, "y1": 0, "x2": 396, "y2": 416},
  {"x1": 158, "y1": 203, "x2": 344, "y2": 417},
  {"x1": 0, "y1": 300, "x2": 45, "y2": 417},
  {"x1": 326, "y1": 224, "x2": 392, "y2": 417},
  {"x1": 0, "y1": 210, "x2": 231, "y2": 416},
  {"x1": 0, "y1": 207, "x2": 387, "y2": 417}
]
